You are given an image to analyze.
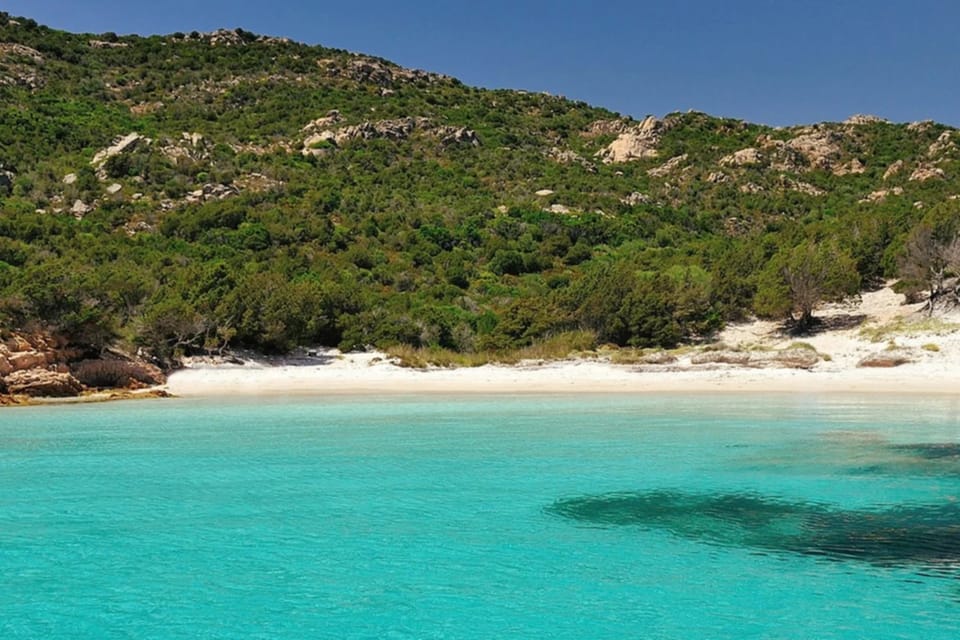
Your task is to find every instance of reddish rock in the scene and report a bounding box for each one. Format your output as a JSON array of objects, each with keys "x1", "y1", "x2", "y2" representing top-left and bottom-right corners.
[
  {"x1": 8, "y1": 351, "x2": 47, "y2": 371},
  {"x1": 4, "y1": 370, "x2": 83, "y2": 397},
  {"x1": 70, "y1": 358, "x2": 166, "y2": 389}
]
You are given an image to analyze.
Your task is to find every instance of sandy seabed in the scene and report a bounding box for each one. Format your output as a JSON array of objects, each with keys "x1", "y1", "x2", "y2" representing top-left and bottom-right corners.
[{"x1": 165, "y1": 286, "x2": 960, "y2": 398}]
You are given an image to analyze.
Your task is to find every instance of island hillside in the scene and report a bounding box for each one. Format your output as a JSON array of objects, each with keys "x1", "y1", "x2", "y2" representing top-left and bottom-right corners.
[{"x1": 1, "y1": 13, "x2": 959, "y2": 399}]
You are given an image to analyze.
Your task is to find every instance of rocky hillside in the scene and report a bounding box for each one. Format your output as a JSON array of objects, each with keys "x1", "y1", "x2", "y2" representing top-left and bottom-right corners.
[{"x1": 0, "y1": 13, "x2": 959, "y2": 396}]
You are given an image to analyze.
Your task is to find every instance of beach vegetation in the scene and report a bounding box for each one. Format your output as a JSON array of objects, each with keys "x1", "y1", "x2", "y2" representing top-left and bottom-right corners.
[
  {"x1": 860, "y1": 317, "x2": 960, "y2": 342},
  {"x1": 0, "y1": 16, "x2": 955, "y2": 366},
  {"x1": 754, "y1": 242, "x2": 860, "y2": 333}
]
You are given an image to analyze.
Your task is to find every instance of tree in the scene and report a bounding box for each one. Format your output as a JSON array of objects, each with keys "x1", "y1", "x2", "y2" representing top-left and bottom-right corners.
[
  {"x1": 899, "y1": 224, "x2": 960, "y2": 315},
  {"x1": 755, "y1": 242, "x2": 860, "y2": 332}
]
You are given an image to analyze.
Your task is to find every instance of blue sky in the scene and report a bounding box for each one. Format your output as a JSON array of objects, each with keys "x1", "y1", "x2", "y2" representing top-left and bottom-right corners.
[{"x1": 5, "y1": 0, "x2": 959, "y2": 126}]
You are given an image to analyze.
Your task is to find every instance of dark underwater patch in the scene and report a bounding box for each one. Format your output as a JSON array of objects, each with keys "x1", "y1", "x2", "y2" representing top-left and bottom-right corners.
[
  {"x1": 842, "y1": 442, "x2": 960, "y2": 478},
  {"x1": 548, "y1": 491, "x2": 960, "y2": 573},
  {"x1": 888, "y1": 443, "x2": 960, "y2": 461}
]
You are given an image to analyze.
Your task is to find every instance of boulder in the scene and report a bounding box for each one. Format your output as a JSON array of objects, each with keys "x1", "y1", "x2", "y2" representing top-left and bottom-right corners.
[
  {"x1": 773, "y1": 349, "x2": 819, "y2": 369},
  {"x1": 858, "y1": 351, "x2": 913, "y2": 368},
  {"x1": 4, "y1": 370, "x2": 83, "y2": 397},
  {"x1": 71, "y1": 200, "x2": 92, "y2": 218}
]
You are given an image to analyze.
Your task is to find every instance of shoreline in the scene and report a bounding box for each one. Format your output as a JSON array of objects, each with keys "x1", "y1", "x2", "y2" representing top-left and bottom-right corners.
[
  {"x1": 162, "y1": 357, "x2": 960, "y2": 398},
  {"x1": 164, "y1": 285, "x2": 960, "y2": 399}
]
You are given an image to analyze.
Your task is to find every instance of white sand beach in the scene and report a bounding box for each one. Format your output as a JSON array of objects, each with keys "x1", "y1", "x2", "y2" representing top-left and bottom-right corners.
[{"x1": 165, "y1": 285, "x2": 960, "y2": 397}]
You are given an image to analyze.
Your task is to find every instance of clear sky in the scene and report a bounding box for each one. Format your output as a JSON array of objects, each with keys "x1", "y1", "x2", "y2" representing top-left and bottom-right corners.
[{"x1": 5, "y1": 0, "x2": 959, "y2": 126}]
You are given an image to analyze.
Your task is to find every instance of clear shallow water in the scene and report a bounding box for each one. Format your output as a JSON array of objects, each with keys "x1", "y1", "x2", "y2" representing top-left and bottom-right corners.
[{"x1": 2, "y1": 394, "x2": 960, "y2": 639}]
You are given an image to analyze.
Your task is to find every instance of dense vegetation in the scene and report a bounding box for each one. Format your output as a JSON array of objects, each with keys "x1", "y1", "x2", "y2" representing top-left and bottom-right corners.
[{"x1": 1, "y1": 14, "x2": 958, "y2": 365}]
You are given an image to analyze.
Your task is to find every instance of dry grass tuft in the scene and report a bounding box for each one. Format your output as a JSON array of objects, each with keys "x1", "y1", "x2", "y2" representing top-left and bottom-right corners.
[{"x1": 385, "y1": 331, "x2": 598, "y2": 369}]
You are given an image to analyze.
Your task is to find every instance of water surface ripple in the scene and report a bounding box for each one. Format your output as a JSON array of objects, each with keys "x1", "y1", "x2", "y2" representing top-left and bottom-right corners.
[{"x1": 1, "y1": 394, "x2": 960, "y2": 639}]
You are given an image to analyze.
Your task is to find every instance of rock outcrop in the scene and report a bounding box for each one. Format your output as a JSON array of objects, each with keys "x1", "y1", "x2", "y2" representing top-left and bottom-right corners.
[
  {"x1": 185, "y1": 183, "x2": 240, "y2": 204},
  {"x1": 0, "y1": 331, "x2": 167, "y2": 401},
  {"x1": 720, "y1": 147, "x2": 762, "y2": 167},
  {"x1": 161, "y1": 132, "x2": 211, "y2": 163},
  {"x1": 177, "y1": 29, "x2": 291, "y2": 47},
  {"x1": 90, "y1": 132, "x2": 151, "y2": 178},
  {"x1": 783, "y1": 177, "x2": 826, "y2": 197},
  {"x1": 909, "y1": 164, "x2": 946, "y2": 182},
  {"x1": 647, "y1": 154, "x2": 688, "y2": 177},
  {"x1": 302, "y1": 117, "x2": 479, "y2": 154},
  {"x1": 71, "y1": 358, "x2": 165, "y2": 389},
  {"x1": 596, "y1": 116, "x2": 669, "y2": 164},
  {"x1": 844, "y1": 114, "x2": 889, "y2": 126},
  {"x1": 833, "y1": 158, "x2": 866, "y2": 176},
  {"x1": 783, "y1": 129, "x2": 843, "y2": 171},
  {"x1": 859, "y1": 187, "x2": 904, "y2": 203},
  {"x1": 546, "y1": 147, "x2": 596, "y2": 171},
  {"x1": 4, "y1": 370, "x2": 84, "y2": 397},
  {"x1": 706, "y1": 171, "x2": 729, "y2": 184},
  {"x1": 0, "y1": 42, "x2": 45, "y2": 89},
  {"x1": 434, "y1": 126, "x2": 481, "y2": 147},
  {"x1": 927, "y1": 131, "x2": 955, "y2": 158},
  {"x1": 317, "y1": 57, "x2": 447, "y2": 88},
  {"x1": 620, "y1": 192, "x2": 651, "y2": 206},
  {"x1": 883, "y1": 160, "x2": 905, "y2": 181},
  {"x1": 71, "y1": 199, "x2": 93, "y2": 218},
  {"x1": 582, "y1": 119, "x2": 629, "y2": 138},
  {"x1": 234, "y1": 172, "x2": 283, "y2": 193}
]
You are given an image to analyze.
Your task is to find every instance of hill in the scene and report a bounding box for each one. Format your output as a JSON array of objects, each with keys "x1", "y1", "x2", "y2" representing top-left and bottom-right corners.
[{"x1": 1, "y1": 13, "x2": 959, "y2": 396}]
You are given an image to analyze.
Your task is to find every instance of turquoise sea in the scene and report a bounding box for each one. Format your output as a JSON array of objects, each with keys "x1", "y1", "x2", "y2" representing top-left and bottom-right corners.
[{"x1": 2, "y1": 394, "x2": 960, "y2": 639}]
